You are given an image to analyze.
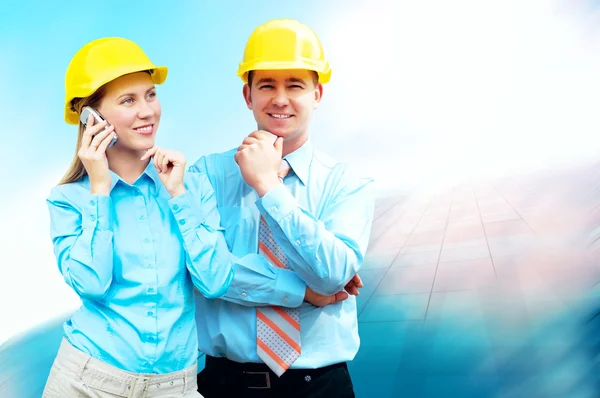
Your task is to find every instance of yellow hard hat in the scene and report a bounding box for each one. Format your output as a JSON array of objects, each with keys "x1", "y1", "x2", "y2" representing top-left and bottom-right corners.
[
  {"x1": 237, "y1": 19, "x2": 331, "y2": 84},
  {"x1": 64, "y1": 37, "x2": 168, "y2": 125}
]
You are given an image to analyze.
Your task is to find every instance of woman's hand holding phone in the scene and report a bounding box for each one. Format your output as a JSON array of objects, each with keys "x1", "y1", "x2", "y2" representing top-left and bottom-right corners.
[{"x1": 79, "y1": 114, "x2": 116, "y2": 195}]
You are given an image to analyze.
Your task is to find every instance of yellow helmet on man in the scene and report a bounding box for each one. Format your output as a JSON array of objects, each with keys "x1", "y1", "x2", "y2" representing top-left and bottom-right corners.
[{"x1": 237, "y1": 19, "x2": 331, "y2": 84}]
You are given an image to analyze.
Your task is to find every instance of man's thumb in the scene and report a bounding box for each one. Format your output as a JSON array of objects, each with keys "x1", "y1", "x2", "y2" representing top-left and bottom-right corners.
[
  {"x1": 334, "y1": 291, "x2": 349, "y2": 303},
  {"x1": 274, "y1": 137, "x2": 284, "y2": 154}
]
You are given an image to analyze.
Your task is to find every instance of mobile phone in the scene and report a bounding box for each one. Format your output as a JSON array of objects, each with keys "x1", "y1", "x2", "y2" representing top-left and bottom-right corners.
[{"x1": 80, "y1": 106, "x2": 118, "y2": 148}]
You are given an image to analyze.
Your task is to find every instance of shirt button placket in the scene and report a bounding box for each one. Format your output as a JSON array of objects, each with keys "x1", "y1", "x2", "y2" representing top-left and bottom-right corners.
[{"x1": 135, "y1": 192, "x2": 158, "y2": 360}]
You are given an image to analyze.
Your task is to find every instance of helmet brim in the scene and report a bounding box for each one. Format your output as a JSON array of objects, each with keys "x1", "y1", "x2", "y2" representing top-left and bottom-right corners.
[
  {"x1": 237, "y1": 60, "x2": 331, "y2": 85},
  {"x1": 64, "y1": 65, "x2": 168, "y2": 125}
]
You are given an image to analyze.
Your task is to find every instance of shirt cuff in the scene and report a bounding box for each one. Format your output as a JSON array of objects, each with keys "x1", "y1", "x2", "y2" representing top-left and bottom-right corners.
[
  {"x1": 257, "y1": 184, "x2": 297, "y2": 223},
  {"x1": 81, "y1": 194, "x2": 113, "y2": 231},
  {"x1": 273, "y1": 268, "x2": 306, "y2": 308},
  {"x1": 169, "y1": 190, "x2": 205, "y2": 235}
]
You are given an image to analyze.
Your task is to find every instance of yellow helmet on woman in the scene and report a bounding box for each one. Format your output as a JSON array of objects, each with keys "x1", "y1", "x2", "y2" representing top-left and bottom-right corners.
[{"x1": 64, "y1": 37, "x2": 168, "y2": 124}]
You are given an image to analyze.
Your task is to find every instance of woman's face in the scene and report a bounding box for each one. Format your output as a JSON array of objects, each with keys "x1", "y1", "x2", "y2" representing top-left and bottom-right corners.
[{"x1": 97, "y1": 72, "x2": 161, "y2": 152}]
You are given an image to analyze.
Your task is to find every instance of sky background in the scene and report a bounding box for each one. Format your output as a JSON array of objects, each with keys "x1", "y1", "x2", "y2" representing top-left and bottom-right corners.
[{"x1": 1, "y1": 0, "x2": 600, "y2": 344}]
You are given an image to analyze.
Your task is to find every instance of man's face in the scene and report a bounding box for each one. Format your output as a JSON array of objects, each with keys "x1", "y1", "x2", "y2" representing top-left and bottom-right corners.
[{"x1": 243, "y1": 69, "x2": 322, "y2": 150}]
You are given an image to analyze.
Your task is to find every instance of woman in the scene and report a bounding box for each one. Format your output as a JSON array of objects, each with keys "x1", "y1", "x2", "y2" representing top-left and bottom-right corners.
[{"x1": 42, "y1": 37, "x2": 230, "y2": 398}]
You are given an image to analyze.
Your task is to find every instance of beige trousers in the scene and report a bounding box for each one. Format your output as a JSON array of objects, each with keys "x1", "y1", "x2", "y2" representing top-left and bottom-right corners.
[{"x1": 42, "y1": 338, "x2": 203, "y2": 398}]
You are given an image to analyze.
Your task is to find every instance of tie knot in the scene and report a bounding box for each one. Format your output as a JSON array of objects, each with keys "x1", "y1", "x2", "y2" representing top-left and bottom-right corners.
[{"x1": 278, "y1": 160, "x2": 291, "y2": 181}]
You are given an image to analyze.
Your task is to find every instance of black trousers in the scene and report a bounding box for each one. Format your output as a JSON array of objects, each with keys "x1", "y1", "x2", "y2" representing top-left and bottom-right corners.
[{"x1": 197, "y1": 355, "x2": 355, "y2": 398}]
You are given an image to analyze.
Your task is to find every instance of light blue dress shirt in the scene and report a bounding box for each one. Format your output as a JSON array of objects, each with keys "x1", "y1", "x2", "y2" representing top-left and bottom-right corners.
[
  {"x1": 46, "y1": 161, "x2": 303, "y2": 374},
  {"x1": 190, "y1": 140, "x2": 375, "y2": 369}
]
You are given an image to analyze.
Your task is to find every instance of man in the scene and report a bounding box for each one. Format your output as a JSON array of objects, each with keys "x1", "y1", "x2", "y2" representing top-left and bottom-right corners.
[{"x1": 192, "y1": 19, "x2": 374, "y2": 397}]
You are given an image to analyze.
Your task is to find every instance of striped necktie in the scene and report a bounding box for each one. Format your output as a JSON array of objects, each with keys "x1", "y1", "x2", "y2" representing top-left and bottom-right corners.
[{"x1": 256, "y1": 160, "x2": 301, "y2": 376}]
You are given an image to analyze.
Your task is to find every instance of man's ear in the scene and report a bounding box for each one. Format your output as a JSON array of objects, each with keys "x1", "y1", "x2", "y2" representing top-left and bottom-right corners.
[
  {"x1": 313, "y1": 83, "x2": 323, "y2": 109},
  {"x1": 243, "y1": 84, "x2": 252, "y2": 110}
]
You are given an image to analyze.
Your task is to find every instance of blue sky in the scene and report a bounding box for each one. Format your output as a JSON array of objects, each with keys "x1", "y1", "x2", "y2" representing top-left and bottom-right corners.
[
  {"x1": 0, "y1": 0, "x2": 355, "y2": 190},
  {"x1": 0, "y1": 0, "x2": 372, "y2": 345},
  {"x1": 2, "y1": 0, "x2": 600, "y2": 344}
]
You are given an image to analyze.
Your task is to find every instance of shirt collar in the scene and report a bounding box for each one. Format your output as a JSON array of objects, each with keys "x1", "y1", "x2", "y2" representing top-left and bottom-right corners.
[
  {"x1": 142, "y1": 161, "x2": 162, "y2": 191},
  {"x1": 283, "y1": 139, "x2": 313, "y2": 186},
  {"x1": 105, "y1": 160, "x2": 160, "y2": 192}
]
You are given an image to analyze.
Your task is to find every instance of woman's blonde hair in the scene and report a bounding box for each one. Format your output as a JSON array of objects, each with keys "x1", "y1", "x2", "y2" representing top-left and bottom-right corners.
[{"x1": 58, "y1": 86, "x2": 107, "y2": 185}]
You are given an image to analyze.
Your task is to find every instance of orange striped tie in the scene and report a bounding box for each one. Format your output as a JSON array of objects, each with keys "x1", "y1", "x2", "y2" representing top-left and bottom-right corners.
[{"x1": 256, "y1": 161, "x2": 301, "y2": 376}]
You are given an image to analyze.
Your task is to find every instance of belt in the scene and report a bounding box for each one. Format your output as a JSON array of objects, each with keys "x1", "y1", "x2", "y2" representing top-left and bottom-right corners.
[{"x1": 204, "y1": 355, "x2": 347, "y2": 389}]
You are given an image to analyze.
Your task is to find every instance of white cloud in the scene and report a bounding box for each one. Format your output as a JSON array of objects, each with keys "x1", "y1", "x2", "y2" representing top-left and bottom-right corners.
[
  {"x1": 313, "y1": 0, "x2": 600, "y2": 190},
  {"x1": 0, "y1": 169, "x2": 80, "y2": 345}
]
